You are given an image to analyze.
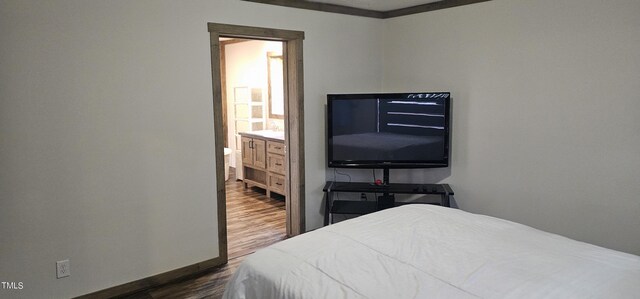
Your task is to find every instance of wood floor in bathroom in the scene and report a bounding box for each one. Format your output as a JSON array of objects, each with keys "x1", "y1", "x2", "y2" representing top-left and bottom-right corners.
[{"x1": 124, "y1": 169, "x2": 287, "y2": 299}]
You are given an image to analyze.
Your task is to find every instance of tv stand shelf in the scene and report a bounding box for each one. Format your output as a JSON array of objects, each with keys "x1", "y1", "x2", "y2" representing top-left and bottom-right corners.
[
  {"x1": 330, "y1": 200, "x2": 378, "y2": 215},
  {"x1": 323, "y1": 181, "x2": 454, "y2": 225}
]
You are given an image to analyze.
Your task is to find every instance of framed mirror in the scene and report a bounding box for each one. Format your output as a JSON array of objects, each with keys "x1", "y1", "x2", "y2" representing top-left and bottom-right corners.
[{"x1": 267, "y1": 52, "x2": 284, "y2": 119}]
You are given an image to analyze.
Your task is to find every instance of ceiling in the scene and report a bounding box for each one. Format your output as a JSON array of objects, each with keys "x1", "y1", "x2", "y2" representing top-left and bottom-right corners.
[{"x1": 242, "y1": 0, "x2": 491, "y2": 19}]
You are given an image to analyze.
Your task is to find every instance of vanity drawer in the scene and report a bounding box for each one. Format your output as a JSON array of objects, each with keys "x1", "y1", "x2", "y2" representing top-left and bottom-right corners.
[
  {"x1": 267, "y1": 153, "x2": 286, "y2": 175},
  {"x1": 267, "y1": 141, "x2": 285, "y2": 155},
  {"x1": 269, "y1": 173, "x2": 286, "y2": 195}
]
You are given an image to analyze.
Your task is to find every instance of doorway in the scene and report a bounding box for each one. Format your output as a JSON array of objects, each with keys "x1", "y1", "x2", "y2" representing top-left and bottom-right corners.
[
  {"x1": 221, "y1": 38, "x2": 286, "y2": 259},
  {"x1": 208, "y1": 23, "x2": 305, "y2": 264}
]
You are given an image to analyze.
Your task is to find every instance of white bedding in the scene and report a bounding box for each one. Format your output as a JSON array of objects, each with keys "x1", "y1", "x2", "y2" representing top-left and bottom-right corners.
[{"x1": 223, "y1": 205, "x2": 640, "y2": 299}]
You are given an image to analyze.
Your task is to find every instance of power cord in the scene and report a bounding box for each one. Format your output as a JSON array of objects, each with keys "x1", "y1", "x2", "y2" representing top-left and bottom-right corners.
[
  {"x1": 334, "y1": 168, "x2": 352, "y2": 183},
  {"x1": 372, "y1": 169, "x2": 379, "y2": 201}
]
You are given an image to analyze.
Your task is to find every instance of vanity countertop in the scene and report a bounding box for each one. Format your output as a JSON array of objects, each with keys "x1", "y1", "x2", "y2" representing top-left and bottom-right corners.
[{"x1": 239, "y1": 130, "x2": 285, "y2": 142}]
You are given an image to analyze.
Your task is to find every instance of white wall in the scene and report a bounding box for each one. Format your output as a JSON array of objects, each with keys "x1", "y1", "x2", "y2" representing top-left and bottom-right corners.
[
  {"x1": 383, "y1": 0, "x2": 640, "y2": 255},
  {"x1": 0, "y1": 0, "x2": 383, "y2": 297}
]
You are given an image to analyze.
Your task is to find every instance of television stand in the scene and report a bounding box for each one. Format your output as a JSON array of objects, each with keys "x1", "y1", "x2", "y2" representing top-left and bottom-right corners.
[{"x1": 323, "y1": 180, "x2": 454, "y2": 225}]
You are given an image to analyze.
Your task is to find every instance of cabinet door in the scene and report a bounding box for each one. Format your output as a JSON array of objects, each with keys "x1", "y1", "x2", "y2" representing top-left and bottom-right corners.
[
  {"x1": 241, "y1": 137, "x2": 254, "y2": 166},
  {"x1": 252, "y1": 139, "x2": 267, "y2": 169}
]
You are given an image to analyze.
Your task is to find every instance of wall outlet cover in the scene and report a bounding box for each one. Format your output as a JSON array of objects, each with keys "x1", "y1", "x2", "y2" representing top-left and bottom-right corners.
[{"x1": 56, "y1": 259, "x2": 70, "y2": 278}]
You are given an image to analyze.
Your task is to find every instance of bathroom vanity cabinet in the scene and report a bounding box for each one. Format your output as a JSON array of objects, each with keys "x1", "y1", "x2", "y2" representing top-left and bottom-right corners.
[{"x1": 239, "y1": 131, "x2": 286, "y2": 198}]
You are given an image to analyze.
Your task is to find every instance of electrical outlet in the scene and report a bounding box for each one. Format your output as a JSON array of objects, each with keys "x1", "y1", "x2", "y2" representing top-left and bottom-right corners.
[{"x1": 56, "y1": 259, "x2": 70, "y2": 278}]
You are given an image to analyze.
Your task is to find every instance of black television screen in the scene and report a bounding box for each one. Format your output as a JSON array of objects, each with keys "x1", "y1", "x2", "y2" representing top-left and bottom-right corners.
[{"x1": 327, "y1": 92, "x2": 450, "y2": 168}]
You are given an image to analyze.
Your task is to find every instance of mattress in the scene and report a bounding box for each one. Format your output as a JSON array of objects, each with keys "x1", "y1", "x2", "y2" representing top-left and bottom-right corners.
[{"x1": 223, "y1": 205, "x2": 640, "y2": 299}]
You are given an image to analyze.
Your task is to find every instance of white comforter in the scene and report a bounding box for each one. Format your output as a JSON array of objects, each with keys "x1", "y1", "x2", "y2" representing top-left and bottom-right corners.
[{"x1": 223, "y1": 205, "x2": 640, "y2": 299}]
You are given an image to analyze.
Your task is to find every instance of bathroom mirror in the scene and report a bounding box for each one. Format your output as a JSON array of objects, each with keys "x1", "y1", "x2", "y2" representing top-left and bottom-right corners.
[{"x1": 267, "y1": 52, "x2": 284, "y2": 119}]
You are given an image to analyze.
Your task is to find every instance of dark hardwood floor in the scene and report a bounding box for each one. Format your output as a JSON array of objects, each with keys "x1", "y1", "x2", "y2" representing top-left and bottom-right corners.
[
  {"x1": 226, "y1": 174, "x2": 286, "y2": 259},
  {"x1": 123, "y1": 168, "x2": 286, "y2": 299}
]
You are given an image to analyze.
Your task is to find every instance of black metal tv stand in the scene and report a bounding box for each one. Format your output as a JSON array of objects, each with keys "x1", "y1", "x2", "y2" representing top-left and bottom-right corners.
[{"x1": 323, "y1": 168, "x2": 454, "y2": 225}]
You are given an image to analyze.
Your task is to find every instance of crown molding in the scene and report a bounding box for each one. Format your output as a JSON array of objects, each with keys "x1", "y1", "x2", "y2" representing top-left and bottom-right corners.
[
  {"x1": 241, "y1": 0, "x2": 492, "y2": 19},
  {"x1": 385, "y1": 0, "x2": 492, "y2": 18}
]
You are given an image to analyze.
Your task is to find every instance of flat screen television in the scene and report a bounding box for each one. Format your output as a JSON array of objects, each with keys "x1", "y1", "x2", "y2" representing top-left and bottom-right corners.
[{"x1": 327, "y1": 92, "x2": 450, "y2": 169}]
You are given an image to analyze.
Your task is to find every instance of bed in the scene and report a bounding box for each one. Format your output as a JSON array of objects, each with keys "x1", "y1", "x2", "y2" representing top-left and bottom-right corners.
[{"x1": 223, "y1": 205, "x2": 640, "y2": 299}]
